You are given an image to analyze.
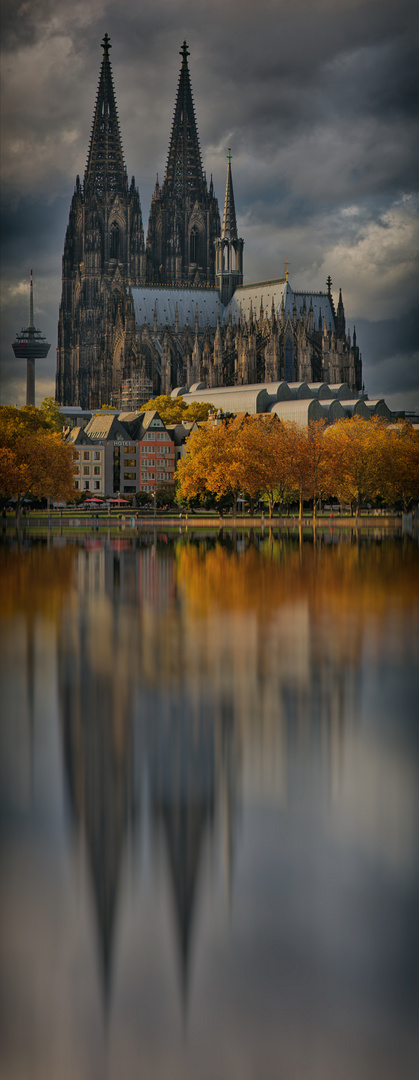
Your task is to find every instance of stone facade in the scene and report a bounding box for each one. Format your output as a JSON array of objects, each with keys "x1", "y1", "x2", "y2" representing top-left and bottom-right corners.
[{"x1": 56, "y1": 37, "x2": 361, "y2": 410}]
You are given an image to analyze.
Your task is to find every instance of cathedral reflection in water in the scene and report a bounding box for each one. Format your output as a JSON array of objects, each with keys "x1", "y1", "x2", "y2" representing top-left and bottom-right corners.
[
  {"x1": 57, "y1": 535, "x2": 364, "y2": 1005},
  {"x1": 2, "y1": 532, "x2": 418, "y2": 1080}
]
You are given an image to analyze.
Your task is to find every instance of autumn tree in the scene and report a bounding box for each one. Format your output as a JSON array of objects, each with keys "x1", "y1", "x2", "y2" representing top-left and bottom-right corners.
[
  {"x1": 140, "y1": 395, "x2": 214, "y2": 426},
  {"x1": 324, "y1": 416, "x2": 388, "y2": 512},
  {"x1": 380, "y1": 423, "x2": 419, "y2": 510},
  {"x1": 0, "y1": 406, "x2": 75, "y2": 520},
  {"x1": 231, "y1": 415, "x2": 285, "y2": 515},
  {"x1": 176, "y1": 422, "x2": 240, "y2": 508},
  {"x1": 287, "y1": 420, "x2": 329, "y2": 519}
]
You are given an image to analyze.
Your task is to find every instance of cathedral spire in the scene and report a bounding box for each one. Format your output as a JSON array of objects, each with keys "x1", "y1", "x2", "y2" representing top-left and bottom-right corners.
[
  {"x1": 222, "y1": 149, "x2": 238, "y2": 240},
  {"x1": 84, "y1": 34, "x2": 127, "y2": 199},
  {"x1": 164, "y1": 41, "x2": 205, "y2": 201},
  {"x1": 146, "y1": 42, "x2": 220, "y2": 285}
]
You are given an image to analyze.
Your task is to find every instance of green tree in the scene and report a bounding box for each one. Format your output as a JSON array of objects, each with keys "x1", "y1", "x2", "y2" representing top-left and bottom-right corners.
[{"x1": 39, "y1": 397, "x2": 63, "y2": 432}]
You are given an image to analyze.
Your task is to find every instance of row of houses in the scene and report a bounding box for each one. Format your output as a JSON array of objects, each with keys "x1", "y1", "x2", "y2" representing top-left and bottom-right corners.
[{"x1": 67, "y1": 409, "x2": 180, "y2": 498}]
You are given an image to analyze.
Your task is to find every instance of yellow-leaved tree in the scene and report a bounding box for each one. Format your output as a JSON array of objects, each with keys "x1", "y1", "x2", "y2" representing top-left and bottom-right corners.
[
  {"x1": 140, "y1": 395, "x2": 214, "y2": 426},
  {"x1": 380, "y1": 422, "x2": 419, "y2": 510},
  {"x1": 0, "y1": 406, "x2": 75, "y2": 520},
  {"x1": 324, "y1": 416, "x2": 388, "y2": 512}
]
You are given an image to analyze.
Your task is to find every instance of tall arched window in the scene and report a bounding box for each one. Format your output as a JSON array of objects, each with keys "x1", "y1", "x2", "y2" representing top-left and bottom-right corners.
[
  {"x1": 190, "y1": 227, "x2": 198, "y2": 263},
  {"x1": 110, "y1": 222, "x2": 120, "y2": 260},
  {"x1": 285, "y1": 337, "x2": 294, "y2": 382}
]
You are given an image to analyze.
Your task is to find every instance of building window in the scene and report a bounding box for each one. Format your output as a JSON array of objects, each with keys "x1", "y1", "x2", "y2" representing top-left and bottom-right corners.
[
  {"x1": 110, "y1": 222, "x2": 119, "y2": 260},
  {"x1": 124, "y1": 458, "x2": 136, "y2": 467},
  {"x1": 145, "y1": 432, "x2": 155, "y2": 441},
  {"x1": 94, "y1": 466, "x2": 100, "y2": 475},
  {"x1": 190, "y1": 226, "x2": 198, "y2": 263},
  {"x1": 124, "y1": 471, "x2": 136, "y2": 480},
  {"x1": 74, "y1": 466, "x2": 80, "y2": 475},
  {"x1": 83, "y1": 451, "x2": 90, "y2": 460},
  {"x1": 94, "y1": 451, "x2": 101, "y2": 461},
  {"x1": 83, "y1": 466, "x2": 90, "y2": 475},
  {"x1": 285, "y1": 338, "x2": 293, "y2": 382},
  {"x1": 74, "y1": 451, "x2": 80, "y2": 460},
  {"x1": 74, "y1": 481, "x2": 79, "y2": 489},
  {"x1": 94, "y1": 481, "x2": 100, "y2": 490},
  {"x1": 84, "y1": 481, "x2": 90, "y2": 490}
]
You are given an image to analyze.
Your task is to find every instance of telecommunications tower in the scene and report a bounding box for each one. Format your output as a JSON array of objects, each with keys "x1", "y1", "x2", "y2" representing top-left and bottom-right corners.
[{"x1": 12, "y1": 271, "x2": 50, "y2": 406}]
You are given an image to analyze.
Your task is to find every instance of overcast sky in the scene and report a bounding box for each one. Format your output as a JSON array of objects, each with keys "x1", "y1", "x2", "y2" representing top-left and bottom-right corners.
[{"x1": 1, "y1": 0, "x2": 418, "y2": 410}]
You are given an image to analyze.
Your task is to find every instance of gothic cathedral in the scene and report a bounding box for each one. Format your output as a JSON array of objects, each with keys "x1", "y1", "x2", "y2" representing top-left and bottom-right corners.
[{"x1": 56, "y1": 36, "x2": 361, "y2": 410}]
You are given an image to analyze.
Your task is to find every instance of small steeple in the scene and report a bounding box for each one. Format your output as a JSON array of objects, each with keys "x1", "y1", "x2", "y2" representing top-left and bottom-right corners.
[
  {"x1": 84, "y1": 35, "x2": 127, "y2": 199},
  {"x1": 222, "y1": 149, "x2": 238, "y2": 240},
  {"x1": 215, "y1": 148, "x2": 244, "y2": 304},
  {"x1": 336, "y1": 287, "x2": 346, "y2": 339}
]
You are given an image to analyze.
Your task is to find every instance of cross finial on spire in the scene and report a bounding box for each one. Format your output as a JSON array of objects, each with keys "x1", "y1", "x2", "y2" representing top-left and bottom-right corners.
[
  {"x1": 180, "y1": 40, "x2": 189, "y2": 62},
  {"x1": 101, "y1": 33, "x2": 111, "y2": 54},
  {"x1": 284, "y1": 257, "x2": 289, "y2": 282},
  {"x1": 227, "y1": 147, "x2": 232, "y2": 165},
  {"x1": 326, "y1": 274, "x2": 332, "y2": 294}
]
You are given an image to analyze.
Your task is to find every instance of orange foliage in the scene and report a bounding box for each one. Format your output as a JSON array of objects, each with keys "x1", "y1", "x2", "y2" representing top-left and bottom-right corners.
[
  {"x1": 0, "y1": 406, "x2": 75, "y2": 511},
  {"x1": 176, "y1": 414, "x2": 419, "y2": 514},
  {"x1": 175, "y1": 537, "x2": 419, "y2": 626},
  {"x1": 0, "y1": 545, "x2": 76, "y2": 619}
]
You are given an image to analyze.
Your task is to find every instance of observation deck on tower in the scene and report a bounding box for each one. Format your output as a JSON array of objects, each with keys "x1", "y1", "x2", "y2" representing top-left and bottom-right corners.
[{"x1": 12, "y1": 271, "x2": 51, "y2": 405}]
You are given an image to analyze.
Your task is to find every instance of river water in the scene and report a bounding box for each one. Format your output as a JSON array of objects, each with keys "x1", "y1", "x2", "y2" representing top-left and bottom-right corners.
[{"x1": 1, "y1": 531, "x2": 418, "y2": 1080}]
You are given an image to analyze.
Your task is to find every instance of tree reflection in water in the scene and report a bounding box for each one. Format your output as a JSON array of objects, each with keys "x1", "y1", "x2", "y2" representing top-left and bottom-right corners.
[{"x1": 0, "y1": 533, "x2": 418, "y2": 1080}]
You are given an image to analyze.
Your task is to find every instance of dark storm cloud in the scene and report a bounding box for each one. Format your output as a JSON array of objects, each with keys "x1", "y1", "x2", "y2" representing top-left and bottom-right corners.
[{"x1": 1, "y1": 0, "x2": 418, "y2": 406}]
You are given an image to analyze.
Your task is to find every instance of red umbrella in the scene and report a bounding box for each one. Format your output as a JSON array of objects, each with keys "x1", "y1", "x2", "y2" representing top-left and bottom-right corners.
[{"x1": 108, "y1": 497, "x2": 129, "y2": 504}]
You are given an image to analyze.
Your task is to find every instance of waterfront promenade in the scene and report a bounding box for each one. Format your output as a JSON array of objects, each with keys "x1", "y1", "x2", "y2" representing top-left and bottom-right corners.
[{"x1": 2, "y1": 508, "x2": 416, "y2": 534}]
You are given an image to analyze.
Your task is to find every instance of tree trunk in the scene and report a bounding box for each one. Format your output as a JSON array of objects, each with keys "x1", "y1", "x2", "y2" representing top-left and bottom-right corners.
[{"x1": 299, "y1": 488, "x2": 303, "y2": 520}]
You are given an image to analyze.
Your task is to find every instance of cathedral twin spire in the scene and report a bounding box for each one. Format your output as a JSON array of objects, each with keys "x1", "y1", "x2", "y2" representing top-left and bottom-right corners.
[
  {"x1": 164, "y1": 40, "x2": 205, "y2": 202},
  {"x1": 57, "y1": 36, "x2": 244, "y2": 407},
  {"x1": 81, "y1": 34, "x2": 241, "y2": 288},
  {"x1": 84, "y1": 34, "x2": 127, "y2": 200}
]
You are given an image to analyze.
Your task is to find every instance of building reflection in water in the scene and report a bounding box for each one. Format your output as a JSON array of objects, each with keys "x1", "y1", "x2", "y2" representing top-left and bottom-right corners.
[
  {"x1": 1, "y1": 533, "x2": 418, "y2": 1078},
  {"x1": 55, "y1": 535, "x2": 419, "y2": 1007}
]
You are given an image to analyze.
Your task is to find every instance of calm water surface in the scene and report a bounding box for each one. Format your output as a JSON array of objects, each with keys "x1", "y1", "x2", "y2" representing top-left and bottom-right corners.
[{"x1": 1, "y1": 531, "x2": 418, "y2": 1080}]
